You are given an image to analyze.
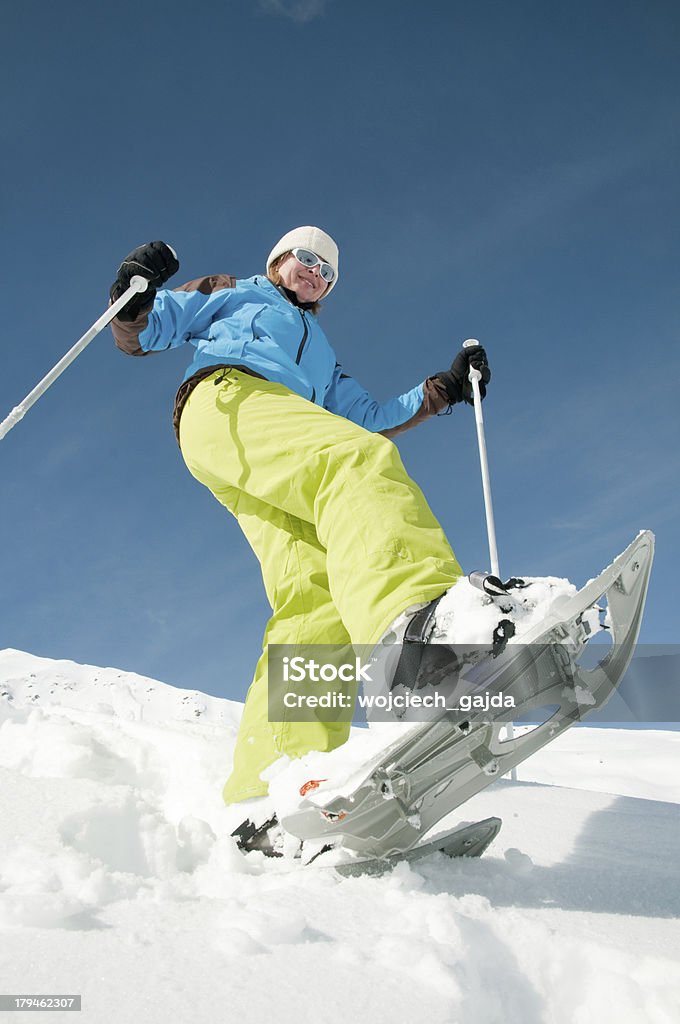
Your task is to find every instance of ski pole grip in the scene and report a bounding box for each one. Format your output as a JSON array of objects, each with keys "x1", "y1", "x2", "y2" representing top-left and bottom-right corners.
[{"x1": 463, "y1": 338, "x2": 483, "y2": 381}]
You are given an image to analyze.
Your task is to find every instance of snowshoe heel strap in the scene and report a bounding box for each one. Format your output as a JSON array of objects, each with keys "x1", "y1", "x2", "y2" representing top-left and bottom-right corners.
[
  {"x1": 390, "y1": 596, "x2": 445, "y2": 696},
  {"x1": 403, "y1": 596, "x2": 443, "y2": 644}
]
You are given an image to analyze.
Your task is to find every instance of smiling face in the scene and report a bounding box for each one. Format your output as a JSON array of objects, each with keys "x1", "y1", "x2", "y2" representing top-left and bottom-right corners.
[{"x1": 276, "y1": 251, "x2": 329, "y2": 304}]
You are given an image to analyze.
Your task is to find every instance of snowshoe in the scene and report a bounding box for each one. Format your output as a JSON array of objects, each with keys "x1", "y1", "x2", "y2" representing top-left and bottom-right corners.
[{"x1": 281, "y1": 531, "x2": 655, "y2": 864}]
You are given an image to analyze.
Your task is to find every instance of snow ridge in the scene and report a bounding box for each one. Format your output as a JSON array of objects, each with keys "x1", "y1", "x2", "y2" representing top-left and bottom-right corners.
[{"x1": 1, "y1": 648, "x2": 679, "y2": 1023}]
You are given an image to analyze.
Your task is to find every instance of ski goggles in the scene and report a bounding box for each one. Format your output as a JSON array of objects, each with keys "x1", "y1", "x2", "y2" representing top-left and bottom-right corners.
[{"x1": 291, "y1": 248, "x2": 336, "y2": 283}]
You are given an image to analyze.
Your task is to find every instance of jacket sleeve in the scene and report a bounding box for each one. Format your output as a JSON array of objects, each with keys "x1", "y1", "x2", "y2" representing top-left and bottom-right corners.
[
  {"x1": 111, "y1": 275, "x2": 237, "y2": 356},
  {"x1": 323, "y1": 363, "x2": 451, "y2": 436}
]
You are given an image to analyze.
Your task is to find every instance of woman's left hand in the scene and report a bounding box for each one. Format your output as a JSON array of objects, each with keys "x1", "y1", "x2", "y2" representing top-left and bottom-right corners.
[{"x1": 433, "y1": 345, "x2": 491, "y2": 405}]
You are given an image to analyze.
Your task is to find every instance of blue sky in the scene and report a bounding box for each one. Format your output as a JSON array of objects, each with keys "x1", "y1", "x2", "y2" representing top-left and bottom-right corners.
[{"x1": 1, "y1": 0, "x2": 678, "y2": 700}]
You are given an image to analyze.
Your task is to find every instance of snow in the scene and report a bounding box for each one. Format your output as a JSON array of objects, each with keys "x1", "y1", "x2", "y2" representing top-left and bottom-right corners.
[
  {"x1": 1, "y1": 647, "x2": 679, "y2": 1023},
  {"x1": 432, "y1": 572, "x2": 579, "y2": 645}
]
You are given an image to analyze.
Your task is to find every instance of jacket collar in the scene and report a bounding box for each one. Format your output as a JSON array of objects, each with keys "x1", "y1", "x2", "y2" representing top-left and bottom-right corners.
[{"x1": 255, "y1": 275, "x2": 316, "y2": 312}]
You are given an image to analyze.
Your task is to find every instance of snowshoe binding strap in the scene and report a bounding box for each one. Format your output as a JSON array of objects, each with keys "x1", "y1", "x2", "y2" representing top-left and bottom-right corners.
[
  {"x1": 390, "y1": 596, "x2": 444, "y2": 695},
  {"x1": 389, "y1": 594, "x2": 513, "y2": 697},
  {"x1": 403, "y1": 596, "x2": 443, "y2": 644},
  {"x1": 491, "y1": 618, "x2": 516, "y2": 657},
  {"x1": 468, "y1": 571, "x2": 528, "y2": 597}
]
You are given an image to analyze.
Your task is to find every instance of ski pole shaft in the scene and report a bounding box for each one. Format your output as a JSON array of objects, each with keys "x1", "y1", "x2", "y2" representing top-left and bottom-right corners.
[
  {"x1": 463, "y1": 340, "x2": 516, "y2": 778},
  {"x1": 0, "y1": 276, "x2": 149, "y2": 442},
  {"x1": 463, "y1": 339, "x2": 500, "y2": 577}
]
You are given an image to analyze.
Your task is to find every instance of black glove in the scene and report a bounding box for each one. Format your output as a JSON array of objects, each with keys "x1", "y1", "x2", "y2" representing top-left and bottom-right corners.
[
  {"x1": 433, "y1": 344, "x2": 491, "y2": 405},
  {"x1": 110, "y1": 240, "x2": 179, "y2": 322}
]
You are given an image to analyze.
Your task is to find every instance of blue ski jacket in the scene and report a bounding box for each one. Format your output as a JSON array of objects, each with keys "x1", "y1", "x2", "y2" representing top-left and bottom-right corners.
[{"x1": 112, "y1": 273, "x2": 449, "y2": 438}]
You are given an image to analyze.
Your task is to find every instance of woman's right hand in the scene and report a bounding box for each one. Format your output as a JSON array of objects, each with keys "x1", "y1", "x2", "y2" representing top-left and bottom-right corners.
[{"x1": 110, "y1": 241, "x2": 180, "y2": 321}]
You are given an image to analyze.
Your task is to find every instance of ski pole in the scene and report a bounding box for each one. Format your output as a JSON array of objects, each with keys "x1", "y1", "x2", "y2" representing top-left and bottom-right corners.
[
  {"x1": 463, "y1": 338, "x2": 500, "y2": 577},
  {"x1": 464, "y1": 339, "x2": 517, "y2": 776},
  {"x1": 0, "y1": 276, "x2": 149, "y2": 442}
]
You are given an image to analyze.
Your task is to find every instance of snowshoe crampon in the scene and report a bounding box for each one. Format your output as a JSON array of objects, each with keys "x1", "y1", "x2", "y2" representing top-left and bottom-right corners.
[
  {"x1": 332, "y1": 816, "x2": 502, "y2": 877},
  {"x1": 281, "y1": 531, "x2": 654, "y2": 864}
]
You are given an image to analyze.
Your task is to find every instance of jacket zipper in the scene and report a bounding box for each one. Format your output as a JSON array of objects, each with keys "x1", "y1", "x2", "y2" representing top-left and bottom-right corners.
[
  {"x1": 294, "y1": 310, "x2": 316, "y2": 402},
  {"x1": 295, "y1": 310, "x2": 309, "y2": 364}
]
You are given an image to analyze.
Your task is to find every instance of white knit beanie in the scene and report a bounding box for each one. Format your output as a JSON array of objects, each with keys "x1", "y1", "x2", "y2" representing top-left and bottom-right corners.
[{"x1": 266, "y1": 226, "x2": 339, "y2": 296}]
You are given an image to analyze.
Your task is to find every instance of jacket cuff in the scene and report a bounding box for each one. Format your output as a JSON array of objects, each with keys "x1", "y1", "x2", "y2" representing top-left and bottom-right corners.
[
  {"x1": 380, "y1": 377, "x2": 451, "y2": 439},
  {"x1": 110, "y1": 304, "x2": 151, "y2": 357}
]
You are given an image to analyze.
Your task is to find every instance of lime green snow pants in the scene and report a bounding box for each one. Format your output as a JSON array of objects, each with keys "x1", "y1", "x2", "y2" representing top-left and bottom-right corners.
[{"x1": 178, "y1": 369, "x2": 462, "y2": 803}]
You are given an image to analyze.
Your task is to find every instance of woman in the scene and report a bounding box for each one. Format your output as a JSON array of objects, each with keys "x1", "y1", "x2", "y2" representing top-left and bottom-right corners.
[{"x1": 110, "y1": 227, "x2": 490, "y2": 852}]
